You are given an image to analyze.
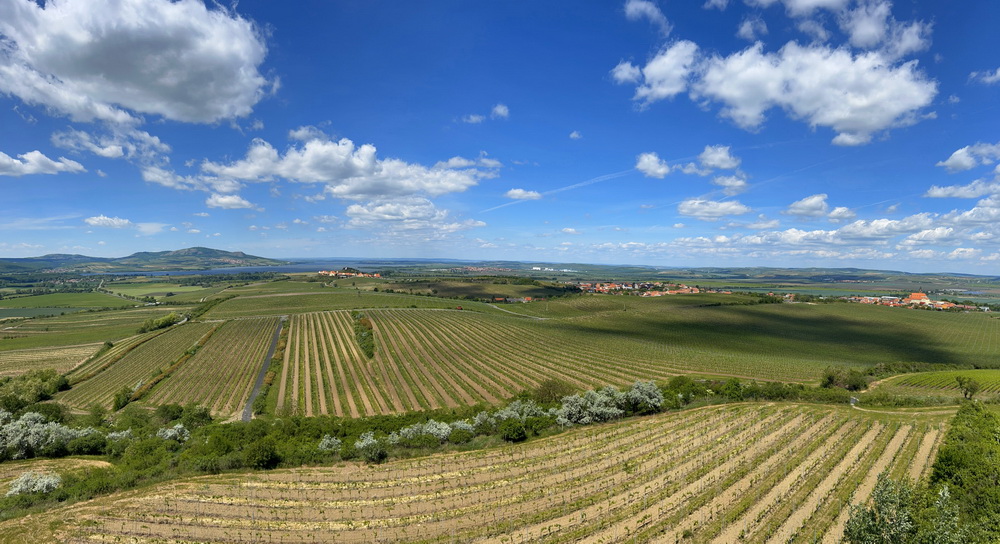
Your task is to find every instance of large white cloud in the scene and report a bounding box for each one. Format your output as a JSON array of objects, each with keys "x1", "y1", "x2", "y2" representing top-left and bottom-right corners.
[
  {"x1": 632, "y1": 40, "x2": 700, "y2": 105},
  {"x1": 0, "y1": 0, "x2": 271, "y2": 124},
  {"x1": 693, "y1": 42, "x2": 936, "y2": 145},
  {"x1": 201, "y1": 136, "x2": 493, "y2": 200},
  {"x1": 624, "y1": 0, "x2": 672, "y2": 35},
  {"x1": 0, "y1": 150, "x2": 84, "y2": 176}
]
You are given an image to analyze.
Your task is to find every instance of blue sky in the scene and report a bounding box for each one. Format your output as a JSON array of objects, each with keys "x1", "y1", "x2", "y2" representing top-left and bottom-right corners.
[{"x1": 1, "y1": 0, "x2": 999, "y2": 273}]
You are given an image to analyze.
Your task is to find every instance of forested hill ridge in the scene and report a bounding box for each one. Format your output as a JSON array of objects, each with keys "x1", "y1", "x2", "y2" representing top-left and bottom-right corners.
[{"x1": 0, "y1": 247, "x2": 288, "y2": 273}]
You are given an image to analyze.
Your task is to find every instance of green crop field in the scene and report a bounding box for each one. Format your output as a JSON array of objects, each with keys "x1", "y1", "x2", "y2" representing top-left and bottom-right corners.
[
  {"x1": 203, "y1": 289, "x2": 493, "y2": 319},
  {"x1": 0, "y1": 403, "x2": 949, "y2": 543},
  {"x1": 103, "y1": 282, "x2": 210, "y2": 297},
  {"x1": 876, "y1": 369, "x2": 1000, "y2": 398},
  {"x1": 0, "y1": 306, "x2": 188, "y2": 351},
  {"x1": 0, "y1": 292, "x2": 129, "y2": 308},
  {"x1": 59, "y1": 322, "x2": 218, "y2": 410},
  {"x1": 142, "y1": 317, "x2": 281, "y2": 417}
]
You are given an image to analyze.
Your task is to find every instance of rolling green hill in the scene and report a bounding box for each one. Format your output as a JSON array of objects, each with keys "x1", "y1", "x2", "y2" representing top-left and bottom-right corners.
[{"x1": 0, "y1": 247, "x2": 287, "y2": 273}]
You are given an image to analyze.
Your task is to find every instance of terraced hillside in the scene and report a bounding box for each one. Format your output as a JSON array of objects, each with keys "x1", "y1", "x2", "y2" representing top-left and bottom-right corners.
[{"x1": 1, "y1": 403, "x2": 949, "y2": 543}]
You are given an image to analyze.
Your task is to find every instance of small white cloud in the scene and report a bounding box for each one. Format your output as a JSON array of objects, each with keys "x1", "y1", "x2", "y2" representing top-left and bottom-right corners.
[
  {"x1": 289, "y1": 125, "x2": 329, "y2": 142},
  {"x1": 970, "y1": 67, "x2": 1000, "y2": 85},
  {"x1": 704, "y1": 0, "x2": 728, "y2": 9},
  {"x1": 193, "y1": 212, "x2": 210, "y2": 217},
  {"x1": 206, "y1": 193, "x2": 256, "y2": 209},
  {"x1": 135, "y1": 223, "x2": 167, "y2": 236},
  {"x1": 462, "y1": 114, "x2": 485, "y2": 124},
  {"x1": 948, "y1": 247, "x2": 981, "y2": 260},
  {"x1": 491, "y1": 103, "x2": 509, "y2": 119},
  {"x1": 936, "y1": 142, "x2": 1000, "y2": 172},
  {"x1": 187, "y1": 228, "x2": 201, "y2": 234},
  {"x1": 505, "y1": 188, "x2": 542, "y2": 200},
  {"x1": 569, "y1": 130, "x2": 582, "y2": 140},
  {"x1": 785, "y1": 194, "x2": 829, "y2": 217},
  {"x1": 737, "y1": 17, "x2": 768, "y2": 41},
  {"x1": 828, "y1": 206, "x2": 857, "y2": 222},
  {"x1": 712, "y1": 174, "x2": 748, "y2": 196},
  {"x1": 85, "y1": 215, "x2": 132, "y2": 228},
  {"x1": 611, "y1": 61, "x2": 642, "y2": 84},
  {"x1": 624, "y1": 0, "x2": 672, "y2": 35},
  {"x1": 926, "y1": 179, "x2": 1000, "y2": 199},
  {"x1": 636, "y1": 152, "x2": 671, "y2": 178},
  {"x1": 699, "y1": 145, "x2": 741, "y2": 169},
  {"x1": 0, "y1": 150, "x2": 85, "y2": 177},
  {"x1": 678, "y1": 198, "x2": 751, "y2": 220},
  {"x1": 673, "y1": 223, "x2": 686, "y2": 228},
  {"x1": 561, "y1": 228, "x2": 581, "y2": 235},
  {"x1": 748, "y1": 215, "x2": 780, "y2": 229}
]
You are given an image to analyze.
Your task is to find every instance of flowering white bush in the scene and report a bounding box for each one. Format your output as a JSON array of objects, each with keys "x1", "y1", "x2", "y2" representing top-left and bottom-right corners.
[
  {"x1": 556, "y1": 389, "x2": 625, "y2": 426},
  {"x1": 0, "y1": 412, "x2": 97, "y2": 459},
  {"x1": 6, "y1": 471, "x2": 61, "y2": 496},
  {"x1": 106, "y1": 429, "x2": 133, "y2": 441},
  {"x1": 625, "y1": 380, "x2": 664, "y2": 414},
  {"x1": 156, "y1": 423, "x2": 190, "y2": 442},
  {"x1": 318, "y1": 434, "x2": 342, "y2": 451},
  {"x1": 354, "y1": 431, "x2": 386, "y2": 462}
]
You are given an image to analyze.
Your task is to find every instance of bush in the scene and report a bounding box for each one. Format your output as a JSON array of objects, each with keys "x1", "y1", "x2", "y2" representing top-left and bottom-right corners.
[
  {"x1": 318, "y1": 434, "x2": 342, "y2": 452},
  {"x1": 156, "y1": 423, "x2": 190, "y2": 442},
  {"x1": 6, "y1": 471, "x2": 61, "y2": 496},
  {"x1": 244, "y1": 437, "x2": 280, "y2": 469},
  {"x1": 498, "y1": 419, "x2": 527, "y2": 443},
  {"x1": 354, "y1": 432, "x2": 387, "y2": 463}
]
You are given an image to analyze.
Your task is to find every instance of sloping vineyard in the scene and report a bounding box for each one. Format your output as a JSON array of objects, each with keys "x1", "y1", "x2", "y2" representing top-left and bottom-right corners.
[
  {"x1": 886, "y1": 369, "x2": 1000, "y2": 395},
  {"x1": 0, "y1": 343, "x2": 102, "y2": 376},
  {"x1": 142, "y1": 317, "x2": 280, "y2": 417},
  {"x1": 277, "y1": 309, "x2": 688, "y2": 416},
  {"x1": 58, "y1": 323, "x2": 217, "y2": 410},
  {"x1": 33, "y1": 403, "x2": 947, "y2": 543}
]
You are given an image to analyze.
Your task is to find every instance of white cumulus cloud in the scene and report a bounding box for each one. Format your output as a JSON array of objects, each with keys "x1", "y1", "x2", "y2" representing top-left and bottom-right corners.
[
  {"x1": 636, "y1": 152, "x2": 671, "y2": 178},
  {"x1": 0, "y1": 0, "x2": 272, "y2": 124},
  {"x1": 785, "y1": 193, "x2": 829, "y2": 216},
  {"x1": 505, "y1": 188, "x2": 542, "y2": 200},
  {"x1": 678, "y1": 198, "x2": 752, "y2": 219},
  {"x1": 84, "y1": 215, "x2": 132, "y2": 228},
  {"x1": 206, "y1": 193, "x2": 256, "y2": 209},
  {"x1": 0, "y1": 150, "x2": 85, "y2": 177}
]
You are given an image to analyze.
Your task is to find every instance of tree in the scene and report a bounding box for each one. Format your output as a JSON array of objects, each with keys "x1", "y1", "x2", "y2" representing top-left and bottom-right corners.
[
  {"x1": 844, "y1": 473, "x2": 916, "y2": 543},
  {"x1": 955, "y1": 376, "x2": 981, "y2": 400}
]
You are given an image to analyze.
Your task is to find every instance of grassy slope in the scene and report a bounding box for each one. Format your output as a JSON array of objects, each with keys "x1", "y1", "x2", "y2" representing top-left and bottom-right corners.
[{"x1": 0, "y1": 307, "x2": 187, "y2": 351}]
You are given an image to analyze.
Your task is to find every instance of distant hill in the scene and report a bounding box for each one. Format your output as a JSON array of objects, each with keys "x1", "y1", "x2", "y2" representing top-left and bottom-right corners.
[{"x1": 0, "y1": 247, "x2": 289, "y2": 273}]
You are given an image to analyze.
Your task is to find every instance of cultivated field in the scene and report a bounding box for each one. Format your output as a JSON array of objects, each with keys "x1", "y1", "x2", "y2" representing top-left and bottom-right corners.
[
  {"x1": 202, "y1": 291, "x2": 484, "y2": 319},
  {"x1": 876, "y1": 369, "x2": 1000, "y2": 398},
  {"x1": 58, "y1": 323, "x2": 218, "y2": 410},
  {"x1": 0, "y1": 343, "x2": 102, "y2": 376},
  {"x1": 0, "y1": 307, "x2": 188, "y2": 351},
  {"x1": 2, "y1": 403, "x2": 949, "y2": 543},
  {"x1": 0, "y1": 292, "x2": 128, "y2": 309},
  {"x1": 141, "y1": 317, "x2": 281, "y2": 417}
]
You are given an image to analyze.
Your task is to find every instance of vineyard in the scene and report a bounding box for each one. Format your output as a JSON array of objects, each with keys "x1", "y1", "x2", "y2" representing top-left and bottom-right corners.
[
  {"x1": 0, "y1": 343, "x2": 102, "y2": 376},
  {"x1": 880, "y1": 369, "x2": 1000, "y2": 397},
  {"x1": 275, "y1": 309, "x2": 693, "y2": 417},
  {"x1": 7, "y1": 403, "x2": 949, "y2": 543},
  {"x1": 58, "y1": 323, "x2": 218, "y2": 410},
  {"x1": 202, "y1": 291, "x2": 488, "y2": 319},
  {"x1": 0, "y1": 306, "x2": 188, "y2": 351},
  {"x1": 141, "y1": 317, "x2": 281, "y2": 417}
]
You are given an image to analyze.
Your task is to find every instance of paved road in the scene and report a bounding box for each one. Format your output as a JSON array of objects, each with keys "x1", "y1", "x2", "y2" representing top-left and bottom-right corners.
[{"x1": 241, "y1": 316, "x2": 286, "y2": 422}]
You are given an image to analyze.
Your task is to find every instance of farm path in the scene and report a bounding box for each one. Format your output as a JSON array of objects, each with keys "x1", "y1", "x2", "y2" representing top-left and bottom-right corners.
[
  {"x1": 486, "y1": 303, "x2": 548, "y2": 319},
  {"x1": 241, "y1": 317, "x2": 286, "y2": 422}
]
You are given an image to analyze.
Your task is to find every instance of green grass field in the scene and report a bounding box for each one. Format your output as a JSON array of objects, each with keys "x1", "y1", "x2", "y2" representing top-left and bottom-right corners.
[
  {"x1": 0, "y1": 292, "x2": 128, "y2": 308},
  {"x1": 0, "y1": 306, "x2": 188, "y2": 351}
]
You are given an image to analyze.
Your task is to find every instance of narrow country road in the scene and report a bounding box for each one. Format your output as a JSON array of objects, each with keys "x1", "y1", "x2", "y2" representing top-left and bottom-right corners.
[{"x1": 241, "y1": 316, "x2": 286, "y2": 422}]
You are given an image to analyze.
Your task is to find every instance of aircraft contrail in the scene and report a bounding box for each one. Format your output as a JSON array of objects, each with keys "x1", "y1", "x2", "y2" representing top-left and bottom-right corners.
[{"x1": 481, "y1": 168, "x2": 635, "y2": 213}]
